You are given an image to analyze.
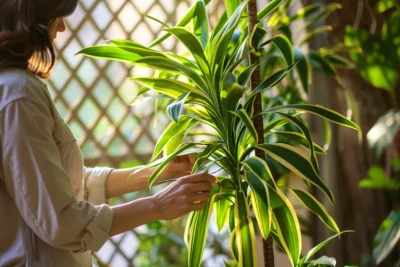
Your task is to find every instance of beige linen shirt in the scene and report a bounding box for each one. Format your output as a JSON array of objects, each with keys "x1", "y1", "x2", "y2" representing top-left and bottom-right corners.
[{"x1": 0, "y1": 68, "x2": 114, "y2": 267}]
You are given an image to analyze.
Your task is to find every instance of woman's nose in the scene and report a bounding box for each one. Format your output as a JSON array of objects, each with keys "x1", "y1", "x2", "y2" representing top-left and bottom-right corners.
[{"x1": 58, "y1": 18, "x2": 66, "y2": 33}]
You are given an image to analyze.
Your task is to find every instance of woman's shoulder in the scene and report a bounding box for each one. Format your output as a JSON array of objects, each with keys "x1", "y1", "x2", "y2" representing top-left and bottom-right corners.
[{"x1": 0, "y1": 68, "x2": 51, "y2": 113}]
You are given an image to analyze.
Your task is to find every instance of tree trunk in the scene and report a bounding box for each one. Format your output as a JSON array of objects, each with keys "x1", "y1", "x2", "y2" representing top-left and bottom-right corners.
[
  {"x1": 248, "y1": 1, "x2": 275, "y2": 266},
  {"x1": 304, "y1": 0, "x2": 397, "y2": 265}
]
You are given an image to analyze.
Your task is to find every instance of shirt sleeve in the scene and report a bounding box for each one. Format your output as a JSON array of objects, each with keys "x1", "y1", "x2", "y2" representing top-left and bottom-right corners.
[
  {"x1": 0, "y1": 98, "x2": 113, "y2": 253},
  {"x1": 83, "y1": 167, "x2": 113, "y2": 205}
]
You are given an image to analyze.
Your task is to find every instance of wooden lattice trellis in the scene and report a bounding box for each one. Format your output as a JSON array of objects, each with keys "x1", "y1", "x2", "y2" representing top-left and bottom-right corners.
[{"x1": 49, "y1": 0, "x2": 223, "y2": 266}]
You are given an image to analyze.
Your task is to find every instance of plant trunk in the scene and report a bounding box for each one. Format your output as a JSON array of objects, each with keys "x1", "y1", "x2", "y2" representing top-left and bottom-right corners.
[
  {"x1": 303, "y1": 0, "x2": 397, "y2": 265},
  {"x1": 248, "y1": 1, "x2": 275, "y2": 266}
]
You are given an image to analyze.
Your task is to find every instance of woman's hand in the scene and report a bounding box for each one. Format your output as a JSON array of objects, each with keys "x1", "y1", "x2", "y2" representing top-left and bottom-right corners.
[
  {"x1": 158, "y1": 154, "x2": 197, "y2": 181},
  {"x1": 152, "y1": 173, "x2": 217, "y2": 221}
]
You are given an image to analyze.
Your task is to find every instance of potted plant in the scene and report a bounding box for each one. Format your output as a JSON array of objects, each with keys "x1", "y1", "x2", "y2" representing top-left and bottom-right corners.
[{"x1": 79, "y1": 0, "x2": 359, "y2": 266}]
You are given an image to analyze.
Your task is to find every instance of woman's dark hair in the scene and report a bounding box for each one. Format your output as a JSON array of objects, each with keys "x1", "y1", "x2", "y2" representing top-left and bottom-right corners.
[{"x1": 0, "y1": 0, "x2": 78, "y2": 78}]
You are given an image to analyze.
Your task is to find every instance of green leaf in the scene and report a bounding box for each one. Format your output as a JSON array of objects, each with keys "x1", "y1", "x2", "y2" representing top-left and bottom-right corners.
[
  {"x1": 299, "y1": 25, "x2": 333, "y2": 46},
  {"x1": 359, "y1": 165, "x2": 400, "y2": 190},
  {"x1": 303, "y1": 3, "x2": 343, "y2": 30},
  {"x1": 167, "y1": 92, "x2": 191, "y2": 122},
  {"x1": 131, "y1": 147, "x2": 204, "y2": 178},
  {"x1": 376, "y1": 0, "x2": 396, "y2": 13},
  {"x1": 272, "y1": 34, "x2": 294, "y2": 66},
  {"x1": 164, "y1": 134, "x2": 184, "y2": 157},
  {"x1": 267, "y1": 131, "x2": 327, "y2": 155},
  {"x1": 373, "y1": 210, "x2": 400, "y2": 264},
  {"x1": 209, "y1": 0, "x2": 248, "y2": 71},
  {"x1": 208, "y1": 12, "x2": 228, "y2": 45},
  {"x1": 193, "y1": 0, "x2": 209, "y2": 48},
  {"x1": 275, "y1": 112, "x2": 319, "y2": 172},
  {"x1": 224, "y1": 0, "x2": 241, "y2": 17},
  {"x1": 135, "y1": 86, "x2": 150, "y2": 97},
  {"x1": 109, "y1": 39, "x2": 168, "y2": 58},
  {"x1": 259, "y1": 104, "x2": 360, "y2": 131},
  {"x1": 383, "y1": 12, "x2": 400, "y2": 59},
  {"x1": 133, "y1": 77, "x2": 208, "y2": 103},
  {"x1": 290, "y1": 4, "x2": 324, "y2": 21},
  {"x1": 134, "y1": 56, "x2": 208, "y2": 90},
  {"x1": 188, "y1": 195, "x2": 216, "y2": 267},
  {"x1": 149, "y1": 1, "x2": 200, "y2": 47},
  {"x1": 269, "y1": 187, "x2": 301, "y2": 266},
  {"x1": 290, "y1": 189, "x2": 339, "y2": 233},
  {"x1": 391, "y1": 158, "x2": 400, "y2": 169},
  {"x1": 300, "y1": 231, "x2": 354, "y2": 264},
  {"x1": 240, "y1": 157, "x2": 276, "y2": 188},
  {"x1": 231, "y1": 109, "x2": 258, "y2": 144},
  {"x1": 215, "y1": 197, "x2": 232, "y2": 232},
  {"x1": 367, "y1": 109, "x2": 400, "y2": 156},
  {"x1": 323, "y1": 119, "x2": 332, "y2": 150},
  {"x1": 246, "y1": 171, "x2": 272, "y2": 239},
  {"x1": 221, "y1": 83, "x2": 244, "y2": 112},
  {"x1": 130, "y1": 94, "x2": 170, "y2": 107},
  {"x1": 238, "y1": 64, "x2": 258, "y2": 87},
  {"x1": 294, "y1": 47, "x2": 311, "y2": 93},
  {"x1": 308, "y1": 51, "x2": 336, "y2": 75},
  {"x1": 345, "y1": 26, "x2": 398, "y2": 90},
  {"x1": 258, "y1": 0, "x2": 284, "y2": 21},
  {"x1": 188, "y1": 106, "x2": 211, "y2": 122},
  {"x1": 193, "y1": 141, "x2": 222, "y2": 171},
  {"x1": 229, "y1": 213, "x2": 239, "y2": 261},
  {"x1": 247, "y1": 65, "x2": 296, "y2": 101},
  {"x1": 263, "y1": 113, "x2": 304, "y2": 133},
  {"x1": 324, "y1": 54, "x2": 355, "y2": 69},
  {"x1": 309, "y1": 256, "x2": 336, "y2": 266},
  {"x1": 258, "y1": 143, "x2": 334, "y2": 203},
  {"x1": 184, "y1": 114, "x2": 225, "y2": 138},
  {"x1": 234, "y1": 190, "x2": 258, "y2": 267},
  {"x1": 77, "y1": 45, "x2": 144, "y2": 63},
  {"x1": 184, "y1": 211, "x2": 196, "y2": 246},
  {"x1": 165, "y1": 27, "x2": 210, "y2": 78},
  {"x1": 249, "y1": 25, "x2": 268, "y2": 51},
  {"x1": 142, "y1": 13, "x2": 170, "y2": 28},
  {"x1": 229, "y1": 203, "x2": 236, "y2": 230},
  {"x1": 224, "y1": 260, "x2": 238, "y2": 267}
]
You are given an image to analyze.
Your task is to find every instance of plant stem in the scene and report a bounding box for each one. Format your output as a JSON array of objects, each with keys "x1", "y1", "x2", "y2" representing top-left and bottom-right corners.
[{"x1": 247, "y1": 1, "x2": 275, "y2": 267}]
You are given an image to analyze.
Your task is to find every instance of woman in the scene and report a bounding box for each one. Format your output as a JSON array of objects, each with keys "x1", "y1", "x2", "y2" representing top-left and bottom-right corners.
[{"x1": 0, "y1": 0, "x2": 217, "y2": 266}]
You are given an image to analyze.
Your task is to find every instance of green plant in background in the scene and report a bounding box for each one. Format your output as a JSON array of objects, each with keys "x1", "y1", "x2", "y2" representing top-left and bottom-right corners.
[
  {"x1": 345, "y1": 0, "x2": 400, "y2": 93},
  {"x1": 259, "y1": 1, "x2": 353, "y2": 95},
  {"x1": 244, "y1": 0, "x2": 354, "y2": 188},
  {"x1": 342, "y1": 1, "x2": 400, "y2": 265},
  {"x1": 226, "y1": 1, "x2": 357, "y2": 265},
  {"x1": 361, "y1": 111, "x2": 400, "y2": 266},
  {"x1": 359, "y1": 0, "x2": 400, "y2": 157},
  {"x1": 359, "y1": 161, "x2": 400, "y2": 266},
  {"x1": 133, "y1": 220, "x2": 188, "y2": 266},
  {"x1": 79, "y1": 0, "x2": 359, "y2": 266}
]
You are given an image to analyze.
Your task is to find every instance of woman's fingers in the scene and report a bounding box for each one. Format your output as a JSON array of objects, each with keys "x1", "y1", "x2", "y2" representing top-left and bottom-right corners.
[
  {"x1": 188, "y1": 154, "x2": 196, "y2": 165},
  {"x1": 187, "y1": 192, "x2": 210, "y2": 203},
  {"x1": 180, "y1": 181, "x2": 212, "y2": 194},
  {"x1": 178, "y1": 173, "x2": 217, "y2": 184}
]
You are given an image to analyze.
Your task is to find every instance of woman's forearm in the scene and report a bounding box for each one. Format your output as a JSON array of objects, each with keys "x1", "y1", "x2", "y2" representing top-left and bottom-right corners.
[
  {"x1": 105, "y1": 167, "x2": 153, "y2": 198},
  {"x1": 105, "y1": 159, "x2": 193, "y2": 198},
  {"x1": 109, "y1": 196, "x2": 159, "y2": 236}
]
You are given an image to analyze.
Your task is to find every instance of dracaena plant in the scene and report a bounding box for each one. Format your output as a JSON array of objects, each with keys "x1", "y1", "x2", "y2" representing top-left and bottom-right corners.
[
  {"x1": 79, "y1": 0, "x2": 359, "y2": 266},
  {"x1": 259, "y1": 0, "x2": 353, "y2": 98}
]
